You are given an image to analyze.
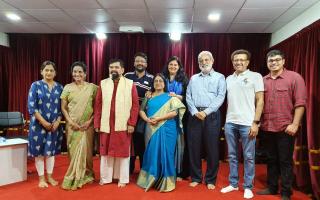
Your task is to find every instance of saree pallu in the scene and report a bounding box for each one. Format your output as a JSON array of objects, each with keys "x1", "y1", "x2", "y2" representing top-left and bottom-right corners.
[
  {"x1": 137, "y1": 93, "x2": 185, "y2": 192},
  {"x1": 61, "y1": 83, "x2": 97, "y2": 190},
  {"x1": 165, "y1": 79, "x2": 186, "y2": 174}
]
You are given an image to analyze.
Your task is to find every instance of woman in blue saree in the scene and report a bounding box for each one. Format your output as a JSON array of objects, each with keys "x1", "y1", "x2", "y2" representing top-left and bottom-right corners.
[
  {"x1": 137, "y1": 73, "x2": 185, "y2": 192},
  {"x1": 145, "y1": 57, "x2": 189, "y2": 178}
]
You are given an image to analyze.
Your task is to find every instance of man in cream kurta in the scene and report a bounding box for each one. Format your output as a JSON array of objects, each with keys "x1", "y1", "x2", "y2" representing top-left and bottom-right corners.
[{"x1": 94, "y1": 58, "x2": 139, "y2": 187}]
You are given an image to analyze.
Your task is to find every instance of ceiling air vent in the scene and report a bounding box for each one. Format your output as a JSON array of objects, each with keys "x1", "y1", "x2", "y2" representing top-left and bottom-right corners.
[{"x1": 119, "y1": 26, "x2": 144, "y2": 33}]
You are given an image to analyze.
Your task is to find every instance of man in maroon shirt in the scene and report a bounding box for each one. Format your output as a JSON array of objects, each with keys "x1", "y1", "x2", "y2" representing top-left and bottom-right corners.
[
  {"x1": 257, "y1": 50, "x2": 307, "y2": 200},
  {"x1": 94, "y1": 59, "x2": 139, "y2": 187}
]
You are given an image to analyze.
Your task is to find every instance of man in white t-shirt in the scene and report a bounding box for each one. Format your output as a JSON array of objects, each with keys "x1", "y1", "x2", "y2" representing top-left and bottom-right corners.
[{"x1": 220, "y1": 49, "x2": 264, "y2": 199}]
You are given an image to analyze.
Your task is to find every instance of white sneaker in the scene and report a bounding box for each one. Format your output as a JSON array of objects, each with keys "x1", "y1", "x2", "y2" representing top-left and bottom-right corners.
[
  {"x1": 220, "y1": 185, "x2": 239, "y2": 193},
  {"x1": 244, "y1": 189, "x2": 254, "y2": 199}
]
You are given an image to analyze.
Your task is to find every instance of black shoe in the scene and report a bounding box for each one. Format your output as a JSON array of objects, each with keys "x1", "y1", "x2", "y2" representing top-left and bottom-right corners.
[
  {"x1": 281, "y1": 195, "x2": 291, "y2": 200},
  {"x1": 256, "y1": 188, "x2": 277, "y2": 195}
]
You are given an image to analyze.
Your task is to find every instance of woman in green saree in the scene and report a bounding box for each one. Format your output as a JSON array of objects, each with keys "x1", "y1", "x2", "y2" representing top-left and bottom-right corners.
[{"x1": 61, "y1": 61, "x2": 97, "y2": 190}]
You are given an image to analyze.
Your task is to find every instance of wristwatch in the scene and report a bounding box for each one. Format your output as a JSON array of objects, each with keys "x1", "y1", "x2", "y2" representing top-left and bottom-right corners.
[{"x1": 253, "y1": 120, "x2": 260, "y2": 125}]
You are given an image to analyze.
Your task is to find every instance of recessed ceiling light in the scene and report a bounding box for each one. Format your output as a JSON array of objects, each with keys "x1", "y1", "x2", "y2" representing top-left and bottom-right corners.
[
  {"x1": 169, "y1": 32, "x2": 181, "y2": 41},
  {"x1": 208, "y1": 13, "x2": 220, "y2": 21},
  {"x1": 6, "y1": 13, "x2": 21, "y2": 21},
  {"x1": 95, "y1": 32, "x2": 107, "y2": 40}
]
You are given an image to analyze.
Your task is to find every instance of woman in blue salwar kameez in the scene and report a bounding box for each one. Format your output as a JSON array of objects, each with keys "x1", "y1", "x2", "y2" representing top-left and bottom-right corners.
[
  {"x1": 27, "y1": 61, "x2": 63, "y2": 188},
  {"x1": 137, "y1": 73, "x2": 185, "y2": 192}
]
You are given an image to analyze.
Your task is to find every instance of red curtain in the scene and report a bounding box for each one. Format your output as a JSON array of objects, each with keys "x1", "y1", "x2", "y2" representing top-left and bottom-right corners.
[
  {"x1": 1, "y1": 26, "x2": 318, "y2": 198},
  {"x1": 0, "y1": 33, "x2": 270, "y2": 117},
  {"x1": 270, "y1": 20, "x2": 320, "y2": 199},
  {"x1": 0, "y1": 46, "x2": 11, "y2": 111}
]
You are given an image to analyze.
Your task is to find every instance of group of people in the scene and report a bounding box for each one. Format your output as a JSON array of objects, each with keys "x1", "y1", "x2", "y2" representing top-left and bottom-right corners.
[{"x1": 27, "y1": 49, "x2": 306, "y2": 200}]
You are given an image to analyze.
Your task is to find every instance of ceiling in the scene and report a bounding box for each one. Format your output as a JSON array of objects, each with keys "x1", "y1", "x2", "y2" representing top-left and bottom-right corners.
[{"x1": 0, "y1": 0, "x2": 318, "y2": 34}]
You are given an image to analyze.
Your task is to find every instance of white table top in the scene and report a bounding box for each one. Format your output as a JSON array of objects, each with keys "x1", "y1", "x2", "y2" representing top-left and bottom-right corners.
[{"x1": 0, "y1": 138, "x2": 28, "y2": 147}]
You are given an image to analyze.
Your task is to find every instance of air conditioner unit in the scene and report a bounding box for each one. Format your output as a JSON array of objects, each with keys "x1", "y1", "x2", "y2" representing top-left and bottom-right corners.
[
  {"x1": 119, "y1": 26, "x2": 144, "y2": 33},
  {"x1": 0, "y1": 32, "x2": 9, "y2": 47}
]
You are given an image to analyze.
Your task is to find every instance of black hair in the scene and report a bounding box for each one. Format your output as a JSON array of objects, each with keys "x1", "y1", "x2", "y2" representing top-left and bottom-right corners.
[
  {"x1": 134, "y1": 52, "x2": 147, "y2": 62},
  {"x1": 162, "y1": 56, "x2": 188, "y2": 83},
  {"x1": 231, "y1": 49, "x2": 251, "y2": 60},
  {"x1": 109, "y1": 58, "x2": 125, "y2": 68},
  {"x1": 71, "y1": 61, "x2": 87, "y2": 73},
  {"x1": 266, "y1": 49, "x2": 285, "y2": 59},
  {"x1": 41, "y1": 60, "x2": 56, "y2": 71},
  {"x1": 151, "y1": 73, "x2": 168, "y2": 92}
]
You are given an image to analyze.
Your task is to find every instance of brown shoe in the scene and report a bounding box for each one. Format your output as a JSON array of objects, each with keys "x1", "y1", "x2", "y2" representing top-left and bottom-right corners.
[{"x1": 256, "y1": 188, "x2": 277, "y2": 195}]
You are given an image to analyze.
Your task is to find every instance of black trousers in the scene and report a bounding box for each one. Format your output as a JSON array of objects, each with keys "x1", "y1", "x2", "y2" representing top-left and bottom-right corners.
[
  {"x1": 264, "y1": 131, "x2": 295, "y2": 197},
  {"x1": 177, "y1": 113, "x2": 190, "y2": 178},
  {"x1": 129, "y1": 131, "x2": 145, "y2": 174},
  {"x1": 187, "y1": 111, "x2": 221, "y2": 185}
]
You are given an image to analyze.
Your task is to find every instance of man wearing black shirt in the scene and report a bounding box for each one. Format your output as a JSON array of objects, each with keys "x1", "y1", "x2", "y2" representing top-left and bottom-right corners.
[{"x1": 125, "y1": 52, "x2": 153, "y2": 174}]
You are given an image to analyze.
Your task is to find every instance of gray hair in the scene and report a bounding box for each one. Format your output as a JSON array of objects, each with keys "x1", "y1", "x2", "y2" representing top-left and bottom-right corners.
[{"x1": 198, "y1": 51, "x2": 214, "y2": 63}]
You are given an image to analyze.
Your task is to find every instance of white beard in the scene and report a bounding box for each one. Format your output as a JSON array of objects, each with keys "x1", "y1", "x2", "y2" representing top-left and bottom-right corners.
[{"x1": 200, "y1": 64, "x2": 212, "y2": 74}]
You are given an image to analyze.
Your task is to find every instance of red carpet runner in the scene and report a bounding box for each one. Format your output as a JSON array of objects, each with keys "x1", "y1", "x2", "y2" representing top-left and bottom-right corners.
[{"x1": 0, "y1": 155, "x2": 309, "y2": 200}]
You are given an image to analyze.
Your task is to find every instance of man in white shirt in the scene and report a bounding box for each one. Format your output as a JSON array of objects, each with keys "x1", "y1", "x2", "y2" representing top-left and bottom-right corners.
[{"x1": 220, "y1": 49, "x2": 264, "y2": 199}]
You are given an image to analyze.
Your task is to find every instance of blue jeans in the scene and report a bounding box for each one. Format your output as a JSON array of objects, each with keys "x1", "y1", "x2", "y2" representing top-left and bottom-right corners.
[{"x1": 224, "y1": 123, "x2": 256, "y2": 189}]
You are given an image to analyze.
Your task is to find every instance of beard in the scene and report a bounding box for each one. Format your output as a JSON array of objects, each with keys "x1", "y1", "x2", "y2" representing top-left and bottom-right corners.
[
  {"x1": 111, "y1": 72, "x2": 120, "y2": 80},
  {"x1": 135, "y1": 65, "x2": 146, "y2": 73},
  {"x1": 200, "y1": 64, "x2": 212, "y2": 74}
]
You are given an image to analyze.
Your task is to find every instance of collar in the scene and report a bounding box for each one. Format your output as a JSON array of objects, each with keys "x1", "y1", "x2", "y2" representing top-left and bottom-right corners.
[
  {"x1": 41, "y1": 79, "x2": 57, "y2": 87},
  {"x1": 266, "y1": 68, "x2": 287, "y2": 79},
  {"x1": 134, "y1": 70, "x2": 145, "y2": 78},
  {"x1": 233, "y1": 69, "x2": 250, "y2": 77},
  {"x1": 134, "y1": 70, "x2": 152, "y2": 79},
  {"x1": 199, "y1": 69, "x2": 214, "y2": 76}
]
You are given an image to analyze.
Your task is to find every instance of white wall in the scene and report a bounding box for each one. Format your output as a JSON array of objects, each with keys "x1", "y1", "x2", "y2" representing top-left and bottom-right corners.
[
  {"x1": 0, "y1": 32, "x2": 9, "y2": 47},
  {"x1": 270, "y1": 1, "x2": 320, "y2": 47}
]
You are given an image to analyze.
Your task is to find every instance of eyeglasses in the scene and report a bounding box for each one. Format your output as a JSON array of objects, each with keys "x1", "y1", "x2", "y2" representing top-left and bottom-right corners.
[
  {"x1": 267, "y1": 58, "x2": 282, "y2": 63},
  {"x1": 232, "y1": 59, "x2": 247, "y2": 63},
  {"x1": 134, "y1": 60, "x2": 146, "y2": 63},
  {"x1": 199, "y1": 58, "x2": 211, "y2": 63}
]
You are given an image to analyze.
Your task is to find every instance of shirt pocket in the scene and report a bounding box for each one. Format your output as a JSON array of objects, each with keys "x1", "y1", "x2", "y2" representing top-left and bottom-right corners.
[
  {"x1": 276, "y1": 87, "x2": 289, "y2": 98},
  {"x1": 207, "y1": 82, "x2": 217, "y2": 94}
]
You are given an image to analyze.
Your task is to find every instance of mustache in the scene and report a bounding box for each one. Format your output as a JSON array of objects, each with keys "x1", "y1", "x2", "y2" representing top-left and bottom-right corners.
[{"x1": 200, "y1": 64, "x2": 212, "y2": 68}]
